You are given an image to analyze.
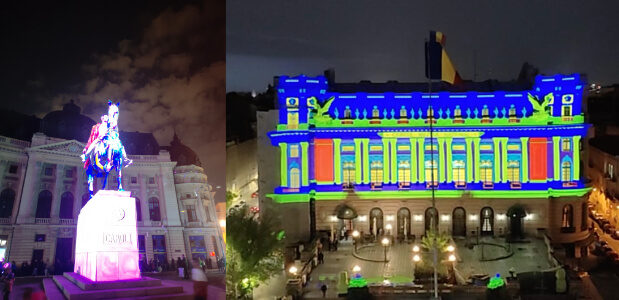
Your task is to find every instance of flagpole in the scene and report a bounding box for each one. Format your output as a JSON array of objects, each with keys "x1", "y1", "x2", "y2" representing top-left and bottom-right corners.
[{"x1": 425, "y1": 36, "x2": 440, "y2": 300}]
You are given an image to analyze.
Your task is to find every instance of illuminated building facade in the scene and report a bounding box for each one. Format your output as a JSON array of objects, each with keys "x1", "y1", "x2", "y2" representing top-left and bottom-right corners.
[{"x1": 264, "y1": 73, "x2": 592, "y2": 256}]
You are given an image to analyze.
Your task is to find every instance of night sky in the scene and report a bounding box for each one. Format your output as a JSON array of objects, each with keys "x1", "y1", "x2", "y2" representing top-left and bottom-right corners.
[
  {"x1": 0, "y1": 0, "x2": 225, "y2": 200},
  {"x1": 227, "y1": 0, "x2": 619, "y2": 92}
]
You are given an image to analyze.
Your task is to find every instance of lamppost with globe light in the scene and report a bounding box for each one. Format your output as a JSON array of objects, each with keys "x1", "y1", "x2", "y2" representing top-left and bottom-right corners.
[
  {"x1": 386, "y1": 224, "x2": 392, "y2": 236},
  {"x1": 352, "y1": 230, "x2": 360, "y2": 253},
  {"x1": 353, "y1": 265, "x2": 361, "y2": 276},
  {"x1": 382, "y1": 237, "x2": 390, "y2": 262}
]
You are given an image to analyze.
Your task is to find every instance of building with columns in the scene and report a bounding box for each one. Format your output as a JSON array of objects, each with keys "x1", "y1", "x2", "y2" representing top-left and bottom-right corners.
[
  {"x1": 260, "y1": 72, "x2": 592, "y2": 257},
  {"x1": 0, "y1": 101, "x2": 223, "y2": 268}
]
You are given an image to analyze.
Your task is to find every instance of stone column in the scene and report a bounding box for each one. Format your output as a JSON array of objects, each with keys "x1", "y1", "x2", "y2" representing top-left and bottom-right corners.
[
  {"x1": 12, "y1": 163, "x2": 28, "y2": 222},
  {"x1": 156, "y1": 173, "x2": 168, "y2": 222},
  {"x1": 409, "y1": 138, "x2": 418, "y2": 183},
  {"x1": 381, "y1": 139, "x2": 389, "y2": 184},
  {"x1": 520, "y1": 137, "x2": 530, "y2": 183},
  {"x1": 333, "y1": 139, "x2": 342, "y2": 185},
  {"x1": 17, "y1": 156, "x2": 42, "y2": 224},
  {"x1": 0, "y1": 160, "x2": 8, "y2": 181},
  {"x1": 139, "y1": 174, "x2": 149, "y2": 225},
  {"x1": 74, "y1": 166, "x2": 85, "y2": 219},
  {"x1": 51, "y1": 165, "x2": 65, "y2": 223}
]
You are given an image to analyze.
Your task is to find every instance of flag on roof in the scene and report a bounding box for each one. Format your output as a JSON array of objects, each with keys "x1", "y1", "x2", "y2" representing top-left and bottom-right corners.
[{"x1": 425, "y1": 31, "x2": 463, "y2": 85}]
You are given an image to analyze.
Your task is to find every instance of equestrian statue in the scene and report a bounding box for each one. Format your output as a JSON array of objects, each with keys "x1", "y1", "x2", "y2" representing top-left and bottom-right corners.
[{"x1": 81, "y1": 100, "x2": 133, "y2": 198}]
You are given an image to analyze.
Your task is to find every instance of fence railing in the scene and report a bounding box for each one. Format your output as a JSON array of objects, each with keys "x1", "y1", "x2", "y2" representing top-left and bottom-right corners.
[{"x1": 35, "y1": 218, "x2": 50, "y2": 224}]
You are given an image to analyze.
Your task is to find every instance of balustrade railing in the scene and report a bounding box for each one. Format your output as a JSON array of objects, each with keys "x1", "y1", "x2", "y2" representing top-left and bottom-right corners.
[
  {"x1": 35, "y1": 218, "x2": 50, "y2": 224},
  {"x1": 59, "y1": 219, "x2": 76, "y2": 225},
  {"x1": 0, "y1": 218, "x2": 11, "y2": 224}
]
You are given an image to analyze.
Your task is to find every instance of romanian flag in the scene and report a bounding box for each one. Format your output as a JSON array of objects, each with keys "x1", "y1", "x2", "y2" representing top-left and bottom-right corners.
[{"x1": 425, "y1": 31, "x2": 463, "y2": 85}]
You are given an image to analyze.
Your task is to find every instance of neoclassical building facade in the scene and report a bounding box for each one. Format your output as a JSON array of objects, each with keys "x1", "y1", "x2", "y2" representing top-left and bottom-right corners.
[
  {"x1": 0, "y1": 101, "x2": 222, "y2": 266},
  {"x1": 261, "y1": 73, "x2": 592, "y2": 257}
]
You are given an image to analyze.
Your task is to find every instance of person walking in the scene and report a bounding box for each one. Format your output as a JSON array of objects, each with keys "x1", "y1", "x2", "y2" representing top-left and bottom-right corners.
[
  {"x1": 320, "y1": 284, "x2": 327, "y2": 298},
  {"x1": 191, "y1": 259, "x2": 208, "y2": 300},
  {"x1": 31, "y1": 260, "x2": 38, "y2": 276},
  {"x1": 183, "y1": 255, "x2": 190, "y2": 279},
  {"x1": 2, "y1": 264, "x2": 15, "y2": 300},
  {"x1": 177, "y1": 257, "x2": 184, "y2": 278},
  {"x1": 317, "y1": 252, "x2": 324, "y2": 265}
]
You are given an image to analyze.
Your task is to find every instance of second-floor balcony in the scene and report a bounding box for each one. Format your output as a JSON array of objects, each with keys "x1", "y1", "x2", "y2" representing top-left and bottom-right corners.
[
  {"x1": 0, "y1": 217, "x2": 11, "y2": 224},
  {"x1": 60, "y1": 219, "x2": 77, "y2": 225},
  {"x1": 35, "y1": 218, "x2": 50, "y2": 224}
]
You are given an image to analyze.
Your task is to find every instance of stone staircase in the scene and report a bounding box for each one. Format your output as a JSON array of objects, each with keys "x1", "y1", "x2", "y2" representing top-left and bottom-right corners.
[{"x1": 43, "y1": 272, "x2": 192, "y2": 299}]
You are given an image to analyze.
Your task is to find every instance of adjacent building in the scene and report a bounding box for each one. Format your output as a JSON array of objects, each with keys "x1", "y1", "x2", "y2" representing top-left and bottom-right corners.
[
  {"x1": 0, "y1": 101, "x2": 223, "y2": 266},
  {"x1": 260, "y1": 72, "x2": 592, "y2": 257}
]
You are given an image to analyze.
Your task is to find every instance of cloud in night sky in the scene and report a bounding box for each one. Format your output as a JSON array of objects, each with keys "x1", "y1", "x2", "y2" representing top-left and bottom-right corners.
[{"x1": 40, "y1": 0, "x2": 225, "y2": 196}]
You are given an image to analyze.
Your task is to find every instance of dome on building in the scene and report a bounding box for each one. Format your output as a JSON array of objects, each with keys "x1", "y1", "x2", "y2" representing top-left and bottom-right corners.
[
  {"x1": 40, "y1": 100, "x2": 96, "y2": 142},
  {"x1": 164, "y1": 132, "x2": 202, "y2": 167}
]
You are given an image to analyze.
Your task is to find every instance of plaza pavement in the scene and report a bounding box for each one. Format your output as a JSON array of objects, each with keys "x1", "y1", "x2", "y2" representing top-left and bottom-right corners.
[
  {"x1": 8, "y1": 270, "x2": 225, "y2": 300},
  {"x1": 255, "y1": 235, "x2": 562, "y2": 299}
]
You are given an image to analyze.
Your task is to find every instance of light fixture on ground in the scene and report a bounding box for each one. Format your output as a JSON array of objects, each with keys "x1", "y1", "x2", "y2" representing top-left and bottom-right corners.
[
  {"x1": 448, "y1": 254, "x2": 456, "y2": 262},
  {"x1": 220, "y1": 220, "x2": 226, "y2": 227},
  {"x1": 413, "y1": 254, "x2": 421, "y2": 262},
  {"x1": 413, "y1": 245, "x2": 420, "y2": 252},
  {"x1": 289, "y1": 266, "x2": 298, "y2": 276},
  {"x1": 352, "y1": 230, "x2": 360, "y2": 252},
  {"x1": 446, "y1": 245, "x2": 454, "y2": 252},
  {"x1": 382, "y1": 237, "x2": 390, "y2": 262}
]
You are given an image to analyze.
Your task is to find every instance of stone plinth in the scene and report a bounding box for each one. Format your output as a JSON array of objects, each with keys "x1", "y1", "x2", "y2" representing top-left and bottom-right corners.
[{"x1": 74, "y1": 190, "x2": 140, "y2": 282}]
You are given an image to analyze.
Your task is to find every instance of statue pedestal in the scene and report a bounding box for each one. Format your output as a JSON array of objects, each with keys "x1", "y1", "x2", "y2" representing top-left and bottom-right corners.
[{"x1": 74, "y1": 190, "x2": 140, "y2": 282}]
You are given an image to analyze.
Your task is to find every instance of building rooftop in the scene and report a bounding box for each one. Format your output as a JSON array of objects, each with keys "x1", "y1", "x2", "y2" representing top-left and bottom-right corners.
[{"x1": 589, "y1": 136, "x2": 619, "y2": 156}]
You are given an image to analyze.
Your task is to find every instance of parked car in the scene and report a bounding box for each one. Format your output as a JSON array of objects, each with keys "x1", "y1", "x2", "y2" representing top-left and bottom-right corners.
[
  {"x1": 602, "y1": 245, "x2": 614, "y2": 253},
  {"x1": 605, "y1": 225, "x2": 616, "y2": 234},
  {"x1": 612, "y1": 231, "x2": 619, "y2": 240},
  {"x1": 599, "y1": 240, "x2": 609, "y2": 247},
  {"x1": 608, "y1": 251, "x2": 619, "y2": 260}
]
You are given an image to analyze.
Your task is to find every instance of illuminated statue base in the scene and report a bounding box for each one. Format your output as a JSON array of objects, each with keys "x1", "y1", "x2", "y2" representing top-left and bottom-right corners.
[{"x1": 74, "y1": 190, "x2": 140, "y2": 282}]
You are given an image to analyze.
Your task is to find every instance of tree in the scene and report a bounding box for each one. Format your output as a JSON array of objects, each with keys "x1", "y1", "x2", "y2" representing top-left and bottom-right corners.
[
  {"x1": 226, "y1": 206, "x2": 284, "y2": 299},
  {"x1": 415, "y1": 230, "x2": 451, "y2": 281},
  {"x1": 226, "y1": 190, "x2": 238, "y2": 207}
]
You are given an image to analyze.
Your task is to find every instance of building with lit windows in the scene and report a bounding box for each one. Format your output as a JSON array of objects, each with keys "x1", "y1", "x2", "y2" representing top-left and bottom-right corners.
[
  {"x1": 0, "y1": 101, "x2": 223, "y2": 267},
  {"x1": 260, "y1": 72, "x2": 593, "y2": 257}
]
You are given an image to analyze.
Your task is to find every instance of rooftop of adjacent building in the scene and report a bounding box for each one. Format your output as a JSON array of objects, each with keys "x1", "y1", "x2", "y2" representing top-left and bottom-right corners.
[{"x1": 0, "y1": 100, "x2": 201, "y2": 167}]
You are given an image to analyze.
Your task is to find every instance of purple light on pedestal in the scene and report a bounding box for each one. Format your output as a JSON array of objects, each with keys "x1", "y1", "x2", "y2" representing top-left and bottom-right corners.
[{"x1": 74, "y1": 190, "x2": 140, "y2": 281}]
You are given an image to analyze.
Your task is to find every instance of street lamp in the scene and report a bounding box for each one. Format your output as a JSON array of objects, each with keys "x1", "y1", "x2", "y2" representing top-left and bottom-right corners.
[
  {"x1": 289, "y1": 266, "x2": 298, "y2": 276},
  {"x1": 352, "y1": 265, "x2": 361, "y2": 276},
  {"x1": 446, "y1": 245, "x2": 454, "y2": 252},
  {"x1": 386, "y1": 224, "x2": 392, "y2": 235},
  {"x1": 413, "y1": 245, "x2": 420, "y2": 253},
  {"x1": 382, "y1": 238, "x2": 390, "y2": 262},
  {"x1": 448, "y1": 254, "x2": 456, "y2": 262},
  {"x1": 352, "y1": 230, "x2": 360, "y2": 253},
  {"x1": 220, "y1": 220, "x2": 226, "y2": 228},
  {"x1": 413, "y1": 254, "x2": 421, "y2": 262}
]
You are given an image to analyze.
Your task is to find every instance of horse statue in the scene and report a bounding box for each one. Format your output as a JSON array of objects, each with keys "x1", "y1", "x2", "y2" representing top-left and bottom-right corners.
[{"x1": 82, "y1": 100, "x2": 133, "y2": 198}]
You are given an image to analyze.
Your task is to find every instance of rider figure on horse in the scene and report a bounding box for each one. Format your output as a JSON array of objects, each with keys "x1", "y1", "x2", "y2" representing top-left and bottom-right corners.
[{"x1": 81, "y1": 106, "x2": 132, "y2": 168}]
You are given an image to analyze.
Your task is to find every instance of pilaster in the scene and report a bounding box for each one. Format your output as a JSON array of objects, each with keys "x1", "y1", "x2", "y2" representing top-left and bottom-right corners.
[
  {"x1": 473, "y1": 138, "x2": 481, "y2": 182},
  {"x1": 12, "y1": 163, "x2": 27, "y2": 223},
  {"x1": 493, "y1": 139, "x2": 500, "y2": 183},
  {"x1": 382, "y1": 139, "x2": 389, "y2": 184},
  {"x1": 139, "y1": 174, "x2": 149, "y2": 224},
  {"x1": 500, "y1": 138, "x2": 509, "y2": 183},
  {"x1": 17, "y1": 156, "x2": 42, "y2": 224},
  {"x1": 74, "y1": 166, "x2": 85, "y2": 219},
  {"x1": 520, "y1": 137, "x2": 529, "y2": 183},
  {"x1": 418, "y1": 139, "x2": 425, "y2": 182},
  {"x1": 573, "y1": 136, "x2": 581, "y2": 181},
  {"x1": 446, "y1": 138, "x2": 454, "y2": 183},
  {"x1": 553, "y1": 136, "x2": 561, "y2": 181},
  {"x1": 354, "y1": 139, "x2": 362, "y2": 184},
  {"x1": 409, "y1": 138, "x2": 418, "y2": 183},
  {"x1": 333, "y1": 139, "x2": 342, "y2": 184},
  {"x1": 279, "y1": 143, "x2": 288, "y2": 187},
  {"x1": 301, "y1": 142, "x2": 309, "y2": 186},
  {"x1": 50, "y1": 164, "x2": 65, "y2": 223},
  {"x1": 390, "y1": 139, "x2": 397, "y2": 184},
  {"x1": 465, "y1": 138, "x2": 473, "y2": 183},
  {"x1": 362, "y1": 139, "x2": 370, "y2": 184}
]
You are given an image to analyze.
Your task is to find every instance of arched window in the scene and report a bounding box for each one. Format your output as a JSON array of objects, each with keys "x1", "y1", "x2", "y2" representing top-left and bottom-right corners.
[
  {"x1": 35, "y1": 190, "x2": 52, "y2": 219},
  {"x1": 290, "y1": 167, "x2": 300, "y2": 188},
  {"x1": 480, "y1": 207, "x2": 494, "y2": 235},
  {"x1": 369, "y1": 208, "x2": 384, "y2": 235},
  {"x1": 562, "y1": 204, "x2": 573, "y2": 228},
  {"x1": 82, "y1": 194, "x2": 89, "y2": 208},
  {"x1": 0, "y1": 189, "x2": 15, "y2": 218},
  {"x1": 148, "y1": 197, "x2": 161, "y2": 221},
  {"x1": 562, "y1": 161, "x2": 572, "y2": 182},
  {"x1": 425, "y1": 207, "x2": 439, "y2": 233},
  {"x1": 135, "y1": 197, "x2": 142, "y2": 222},
  {"x1": 59, "y1": 192, "x2": 74, "y2": 219}
]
